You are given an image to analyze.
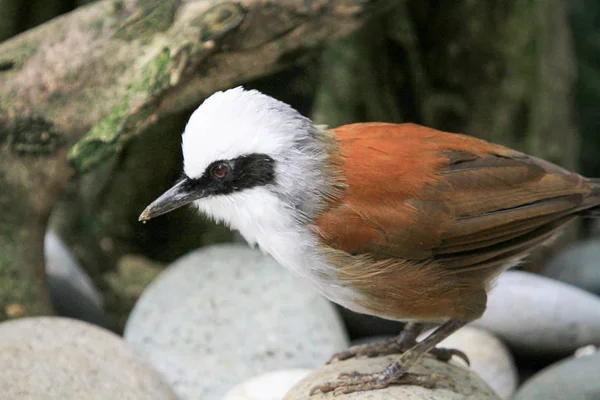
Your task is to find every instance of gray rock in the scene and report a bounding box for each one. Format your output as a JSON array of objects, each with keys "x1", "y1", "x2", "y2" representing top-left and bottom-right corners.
[
  {"x1": 575, "y1": 344, "x2": 598, "y2": 357},
  {"x1": 223, "y1": 369, "x2": 312, "y2": 400},
  {"x1": 543, "y1": 239, "x2": 600, "y2": 295},
  {"x1": 350, "y1": 328, "x2": 517, "y2": 399},
  {"x1": 431, "y1": 326, "x2": 518, "y2": 399},
  {"x1": 285, "y1": 355, "x2": 501, "y2": 399},
  {"x1": 45, "y1": 231, "x2": 109, "y2": 327},
  {"x1": 513, "y1": 351, "x2": 600, "y2": 400},
  {"x1": 0, "y1": 317, "x2": 176, "y2": 400},
  {"x1": 472, "y1": 270, "x2": 600, "y2": 355},
  {"x1": 124, "y1": 244, "x2": 349, "y2": 400}
]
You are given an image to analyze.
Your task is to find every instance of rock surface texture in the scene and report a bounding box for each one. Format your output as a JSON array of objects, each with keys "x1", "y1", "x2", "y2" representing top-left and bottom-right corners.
[
  {"x1": 542, "y1": 239, "x2": 600, "y2": 295},
  {"x1": 432, "y1": 326, "x2": 518, "y2": 399},
  {"x1": 472, "y1": 271, "x2": 600, "y2": 355},
  {"x1": 45, "y1": 231, "x2": 108, "y2": 327},
  {"x1": 223, "y1": 369, "x2": 313, "y2": 400},
  {"x1": 0, "y1": 317, "x2": 176, "y2": 399},
  {"x1": 513, "y1": 350, "x2": 600, "y2": 400},
  {"x1": 124, "y1": 244, "x2": 348, "y2": 400},
  {"x1": 285, "y1": 355, "x2": 501, "y2": 399}
]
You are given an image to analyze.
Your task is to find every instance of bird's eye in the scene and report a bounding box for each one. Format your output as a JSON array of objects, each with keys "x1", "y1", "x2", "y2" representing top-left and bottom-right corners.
[{"x1": 210, "y1": 163, "x2": 229, "y2": 179}]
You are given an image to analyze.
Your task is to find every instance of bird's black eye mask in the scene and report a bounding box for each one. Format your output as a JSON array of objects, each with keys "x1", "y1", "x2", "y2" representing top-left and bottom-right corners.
[
  {"x1": 139, "y1": 154, "x2": 275, "y2": 221},
  {"x1": 181, "y1": 153, "x2": 276, "y2": 197}
]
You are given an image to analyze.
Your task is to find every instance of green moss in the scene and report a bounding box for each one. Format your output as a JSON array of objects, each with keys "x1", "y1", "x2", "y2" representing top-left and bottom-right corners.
[
  {"x1": 89, "y1": 97, "x2": 130, "y2": 143},
  {"x1": 114, "y1": 0, "x2": 178, "y2": 41},
  {"x1": 137, "y1": 47, "x2": 172, "y2": 96},
  {"x1": 65, "y1": 2, "x2": 251, "y2": 175},
  {"x1": 89, "y1": 19, "x2": 106, "y2": 36},
  {"x1": 68, "y1": 47, "x2": 175, "y2": 173},
  {"x1": 68, "y1": 96, "x2": 130, "y2": 172}
]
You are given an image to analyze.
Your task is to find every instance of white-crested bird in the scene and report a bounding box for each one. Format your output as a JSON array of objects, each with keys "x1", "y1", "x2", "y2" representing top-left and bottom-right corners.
[{"x1": 140, "y1": 87, "x2": 600, "y2": 395}]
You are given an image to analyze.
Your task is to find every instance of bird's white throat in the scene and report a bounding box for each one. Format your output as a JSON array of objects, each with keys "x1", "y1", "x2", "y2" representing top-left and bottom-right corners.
[
  {"x1": 193, "y1": 187, "x2": 366, "y2": 312},
  {"x1": 182, "y1": 86, "x2": 363, "y2": 312}
]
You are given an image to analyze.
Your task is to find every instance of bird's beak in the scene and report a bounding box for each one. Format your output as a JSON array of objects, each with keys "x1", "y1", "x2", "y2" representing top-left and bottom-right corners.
[{"x1": 139, "y1": 178, "x2": 206, "y2": 221}]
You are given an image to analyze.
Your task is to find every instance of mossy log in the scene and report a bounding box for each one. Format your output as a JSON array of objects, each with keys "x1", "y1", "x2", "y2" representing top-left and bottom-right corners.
[{"x1": 0, "y1": 0, "x2": 393, "y2": 321}]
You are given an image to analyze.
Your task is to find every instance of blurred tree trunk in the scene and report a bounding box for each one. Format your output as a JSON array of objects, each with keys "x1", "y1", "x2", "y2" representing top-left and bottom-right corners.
[
  {"x1": 1, "y1": 0, "x2": 585, "y2": 325},
  {"x1": 313, "y1": 0, "x2": 579, "y2": 271},
  {"x1": 571, "y1": 0, "x2": 600, "y2": 179},
  {"x1": 0, "y1": 138, "x2": 62, "y2": 319},
  {"x1": 0, "y1": 0, "x2": 88, "y2": 322},
  {"x1": 312, "y1": 19, "x2": 404, "y2": 126},
  {"x1": 571, "y1": 0, "x2": 600, "y2": 237},
  {"x1": 0, "y1": 0, "x2": 392, "y2": 322}
]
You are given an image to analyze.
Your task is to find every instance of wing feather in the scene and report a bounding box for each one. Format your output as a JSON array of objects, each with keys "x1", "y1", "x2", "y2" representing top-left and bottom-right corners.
[{"x1": 315, "y1": 123, "x2": 597, "y2": 271}]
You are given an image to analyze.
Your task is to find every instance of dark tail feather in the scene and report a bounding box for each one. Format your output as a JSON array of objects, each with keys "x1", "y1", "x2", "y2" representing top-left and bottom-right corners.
[{"x1": 582, "y1": 178, "x2": 600, "y2": 217}]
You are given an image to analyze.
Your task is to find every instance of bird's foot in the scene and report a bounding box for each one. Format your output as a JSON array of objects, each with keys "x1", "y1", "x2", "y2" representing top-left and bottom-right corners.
[
  {"x1": 327, "y1": 330, "x2": 469, "y2": 366},
  {"x1": 309, "y1": 370, "x2": 443, "y2": 396},
  {"x1": 327, "y1": 322, "x2": 424, "y2": 363},
  {"x1": 429, "y1": 346, "x2": 469, "y2": 365},
  {"x1": 326, "y1": 336, "x2": 411, "y2": 362},
  {"x1": 315, "y1": 321, "x2": 467, "y2": 396}
]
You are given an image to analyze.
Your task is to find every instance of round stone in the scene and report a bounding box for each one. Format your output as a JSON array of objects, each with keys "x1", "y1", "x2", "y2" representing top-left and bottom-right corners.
[
  {"x1": 45, "y1": 231, "x2": 109, "y2": 327},
  {"x1": 432, "y1": 326, "x2": 517, "y2": 399},
  {"x1": 223, "y1": 369, "x2": 313, "y2": 400},
  {"x1": 285, "y1": 355, "x2": 501, "y2": 399},
  {"x1": 124, "y1": 244, "x2": 349, "y2": 399},
  {"x1": 471, "y1": 270, "x2": 600, "y2": 355},
  {"x1": 0, "y1": 317, "x2": 176, "y2": 399},
  {"x1": 513, "y1": 350, "x2": 600, "y2": 400},
  {"x1": 542, "y1": 239, "x2": 600, "y2": 295}
]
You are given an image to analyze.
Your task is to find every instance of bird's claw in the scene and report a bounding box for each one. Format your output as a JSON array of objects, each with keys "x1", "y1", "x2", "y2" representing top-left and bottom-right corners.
[
  {"x1": 327, "y1": 341, "x2": 469, "y2": 366},
  {"x1": 428, "y1": 347, "x2": 470, "y2": 366},
  {"x1": 309, "y1": 371, "x2": 442, "y2": 396},
  {"x1": 326, "y1": 337, "x2": 407, "y2": 364}
]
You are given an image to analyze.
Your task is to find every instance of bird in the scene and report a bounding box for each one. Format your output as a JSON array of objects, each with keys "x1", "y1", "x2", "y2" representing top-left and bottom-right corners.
[{"x1": 139, "y1": 87, "x2": 600, "y2": 395}]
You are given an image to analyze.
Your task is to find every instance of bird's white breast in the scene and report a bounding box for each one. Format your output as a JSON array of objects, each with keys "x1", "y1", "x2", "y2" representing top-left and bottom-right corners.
[{"x1": 194, "y1": 187, "x2": 369, "y2": 313}]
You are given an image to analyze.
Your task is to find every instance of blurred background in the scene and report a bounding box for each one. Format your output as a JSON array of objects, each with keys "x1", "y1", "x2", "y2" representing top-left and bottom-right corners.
[
  {"x1": 1, "y1": 1, "x2": 600, "y2": 399},
  {"x1": 4, "y1": 0, "x2": 598, "y2": 329}
]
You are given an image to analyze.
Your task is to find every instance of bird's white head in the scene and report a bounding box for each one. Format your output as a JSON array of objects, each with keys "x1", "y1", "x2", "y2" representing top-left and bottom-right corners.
[
  {"x1": 182, "y1": 87, "x2": 309, "y2": 180},
  {"x1": 140, "y1": 87, "x2": 342, "y2": 243}
]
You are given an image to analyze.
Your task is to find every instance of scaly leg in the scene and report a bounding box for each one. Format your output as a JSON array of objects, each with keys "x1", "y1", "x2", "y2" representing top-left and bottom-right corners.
[
  {"x1": 328, "y1": 322, "x2": 468, "y2": 365},
  {"x1": 311, "y1": 320, "x2": 467, "y2": 396}
]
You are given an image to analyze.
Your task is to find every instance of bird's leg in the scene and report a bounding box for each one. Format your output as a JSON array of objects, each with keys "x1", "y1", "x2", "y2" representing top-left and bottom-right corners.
[
  {"x1": 311, "y1": 320, "x2": 467, "y2": 396},
  {"x1": 395, "y1": 322, "x2": 425, "y2": 347},
  {"x1": 327, "y1": 322, "x2": 424, "y2": 362},
  {"x1": 327, "y1": 322, "x2": 468, "y2": 365}
]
